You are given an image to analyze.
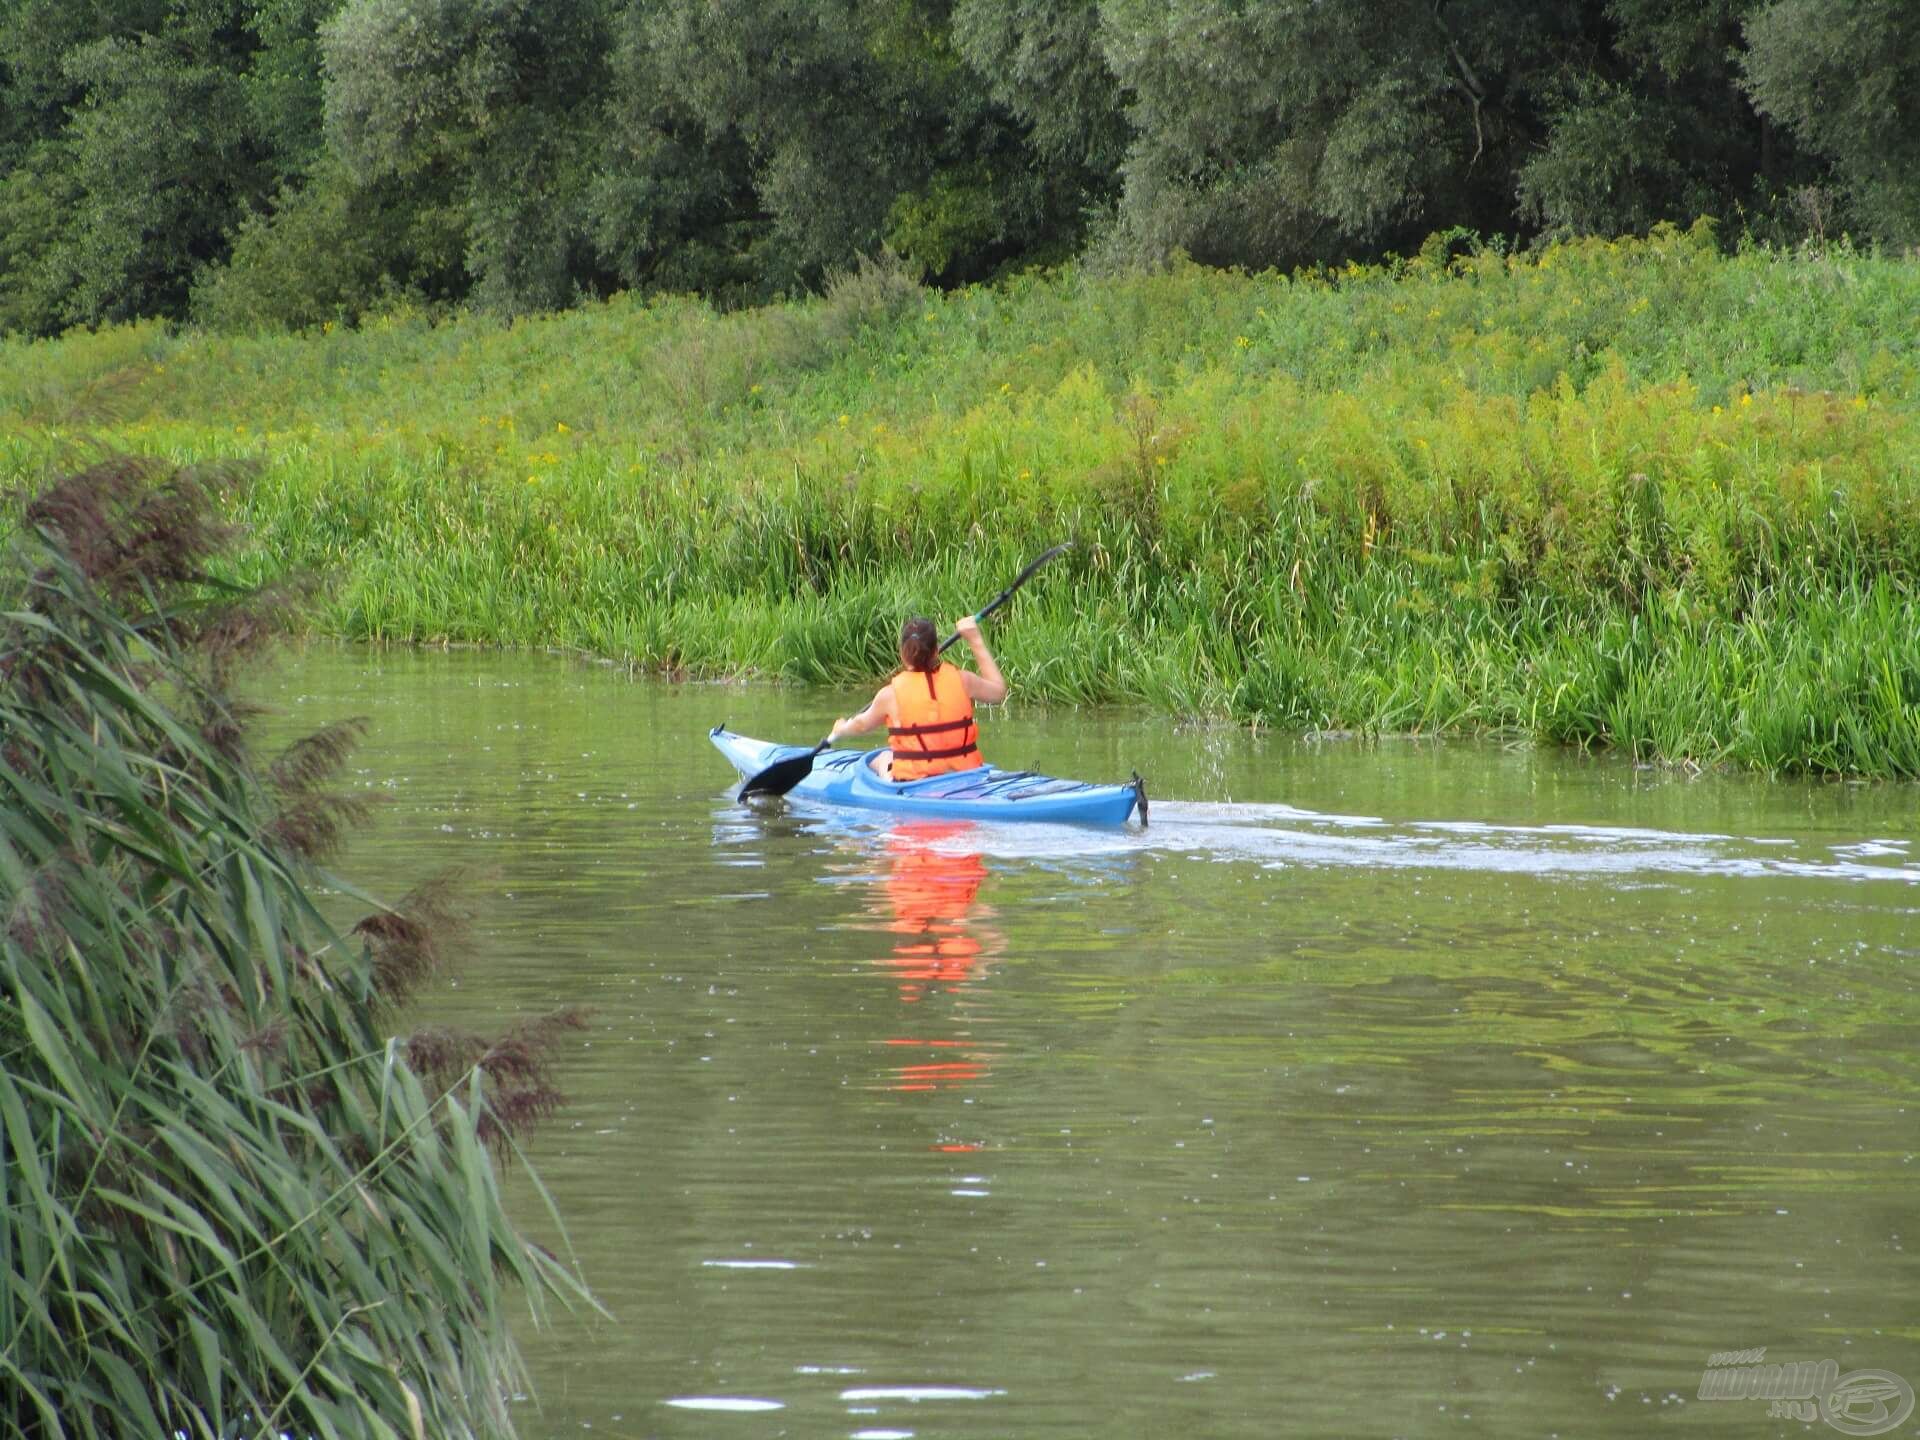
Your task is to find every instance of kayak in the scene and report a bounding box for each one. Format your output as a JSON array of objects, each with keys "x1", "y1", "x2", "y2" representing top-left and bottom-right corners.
[{"x1": 710, "y1": 727, "x2": 1147, "y2": 827}]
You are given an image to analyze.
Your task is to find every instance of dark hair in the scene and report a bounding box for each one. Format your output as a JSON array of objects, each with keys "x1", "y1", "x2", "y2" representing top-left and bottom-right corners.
[{"x1": 899, "y1": 616, "x2": 938, "y2": 673}]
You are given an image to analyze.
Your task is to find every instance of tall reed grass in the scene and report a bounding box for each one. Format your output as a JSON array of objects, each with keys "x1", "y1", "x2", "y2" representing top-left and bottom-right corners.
[
  {"x1": 0, "y1": 456, "x2": 590, "y2": 1437},
  {"x1": 2, "y1": 227, "x2": 1916, "y2": 775}
]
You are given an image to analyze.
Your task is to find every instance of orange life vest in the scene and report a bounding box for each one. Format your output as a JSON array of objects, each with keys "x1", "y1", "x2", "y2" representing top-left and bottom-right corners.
[{"x1": 888, "y1": 663, "x2": 982, "y2": 779}]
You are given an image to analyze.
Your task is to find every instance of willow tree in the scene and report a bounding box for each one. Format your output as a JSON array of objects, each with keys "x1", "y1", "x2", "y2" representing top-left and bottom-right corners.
[{"x1": 0, "y1": 455, "x2": 590, "y2": 1438}]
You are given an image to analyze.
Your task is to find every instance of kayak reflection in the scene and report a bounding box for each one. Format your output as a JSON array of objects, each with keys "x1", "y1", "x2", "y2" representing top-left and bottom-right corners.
[{"x1": 868, "y1": 821, "x2": 1003, "y2": 1093}]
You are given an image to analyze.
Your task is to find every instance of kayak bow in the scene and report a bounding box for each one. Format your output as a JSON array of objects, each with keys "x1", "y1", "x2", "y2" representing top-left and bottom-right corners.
[{"x1": 711, "y1": 727, "x2": 1147, "y2": 827}]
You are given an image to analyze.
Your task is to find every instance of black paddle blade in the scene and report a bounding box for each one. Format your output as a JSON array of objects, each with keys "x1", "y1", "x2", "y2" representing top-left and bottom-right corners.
[
  {"x1": 738, "y1": 741, "x2": 829, "y2": 798},
  {"x1": 1131, "y1": 770, "x2": 1150, "y2": 828}
]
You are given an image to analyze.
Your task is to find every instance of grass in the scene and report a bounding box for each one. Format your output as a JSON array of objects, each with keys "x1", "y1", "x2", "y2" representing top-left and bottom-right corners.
[{"x1": 2, "y1": 224, "x2": 1917, "y2": 775}]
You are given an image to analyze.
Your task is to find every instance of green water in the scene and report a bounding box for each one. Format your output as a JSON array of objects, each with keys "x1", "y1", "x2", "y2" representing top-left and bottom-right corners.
[{"x1": 259, "y1": 646, "x2": 1919, "y2": 1439}]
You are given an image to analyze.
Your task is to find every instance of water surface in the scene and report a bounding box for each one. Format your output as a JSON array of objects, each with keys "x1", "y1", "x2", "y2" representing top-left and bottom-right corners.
[{"x1": 259, "y1": 646, "x2": 1920, "y2": 1439}]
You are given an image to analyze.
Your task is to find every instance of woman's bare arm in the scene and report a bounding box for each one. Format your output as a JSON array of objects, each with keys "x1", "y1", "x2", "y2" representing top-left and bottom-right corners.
[{"x1": 954, "y1": 616, "x2": 1008, "y2": 703}]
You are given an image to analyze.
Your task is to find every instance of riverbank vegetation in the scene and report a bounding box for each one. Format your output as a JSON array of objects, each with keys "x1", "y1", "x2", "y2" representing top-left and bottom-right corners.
[
  {"x1": 1, "y1": 231, "x2": 1917, "y2": 776},
  {"x1": 0, "y1": 456, "x2": 589, "y2": 1436}
]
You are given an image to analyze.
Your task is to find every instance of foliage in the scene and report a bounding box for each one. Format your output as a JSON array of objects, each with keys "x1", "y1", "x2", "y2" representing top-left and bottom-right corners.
[
  {"x1": 0, "y1": 0, "x2": 333, "y2": 332},
  {"x1": 3, "y1": 233, "x2": 1916, "y2": 774},
  {"x1": 4, "y1": 0, "x2": 1919, "y2": 334},
  {"x1": 1741, "y1": 0, "x2": 1920, "y2": 249},
  {"x1": 0, "y1": 454, "x2": 591, "y2": 1435},
  {"x1": 190, "y1": 159, "x2": 470, "y2": 333}
]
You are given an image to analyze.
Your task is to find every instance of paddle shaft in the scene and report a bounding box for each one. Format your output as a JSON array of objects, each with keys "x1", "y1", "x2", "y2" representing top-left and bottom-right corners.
[{"x1": 938, "y1": 541, "x2": 1073, "y2": 653}]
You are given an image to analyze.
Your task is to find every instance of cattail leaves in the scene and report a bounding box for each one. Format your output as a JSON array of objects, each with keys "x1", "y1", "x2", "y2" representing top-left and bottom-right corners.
[{"x1": 1, "y1": 457, "x2": 592, "y2": 1438}]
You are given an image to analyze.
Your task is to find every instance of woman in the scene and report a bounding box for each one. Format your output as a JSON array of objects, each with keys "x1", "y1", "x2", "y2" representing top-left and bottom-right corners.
[{"x1": 827, "y1": 615, "x2": 1008, "y2": 779}]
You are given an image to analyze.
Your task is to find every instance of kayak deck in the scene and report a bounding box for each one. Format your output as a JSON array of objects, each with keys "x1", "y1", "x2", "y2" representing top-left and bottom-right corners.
[{"x1": 710, "y1": 727, "x2": 1146, "y2": 827}]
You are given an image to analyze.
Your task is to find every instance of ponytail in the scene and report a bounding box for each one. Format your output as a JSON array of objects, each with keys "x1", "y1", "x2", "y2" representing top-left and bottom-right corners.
[{"x1": 899, "y1": 616, "x2": 939, "y2": 674}]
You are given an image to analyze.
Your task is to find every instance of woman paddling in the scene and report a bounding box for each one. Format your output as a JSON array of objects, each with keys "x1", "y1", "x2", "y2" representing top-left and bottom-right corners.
[{"x1": 827, "y1": 615, "x2": 1008, "y2": 779}]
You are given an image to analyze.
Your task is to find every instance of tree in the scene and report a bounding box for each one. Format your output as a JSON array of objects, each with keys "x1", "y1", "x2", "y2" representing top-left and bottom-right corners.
[
  {"x1": 57, "y1": 26, "x2": 269, "y2": 324},
  {"x1": 1517, "y1": 0, "x2": 1802, "y2": 239},
  {"x1": 1742, "y1": 0, "x2": 1920, "y2": 247},
  {"x1": 192, "y1": 158, "x2": 470, "y2": 330},
  {"x1": 1096, "y1": 0, "x2": 1537, "y2": 269},
  {"x1": 321, "y1": 0, "x2": 620, "y2": 313},
  {"x1": 952, "y1": 0, "x2": 1130, "y2": 180},
  {"x1": 0, "y1": 0, "x2": 329, "y2": 333},
  {"x1": 944, "y1": 0, "x2": 1131, "y2": 268}
]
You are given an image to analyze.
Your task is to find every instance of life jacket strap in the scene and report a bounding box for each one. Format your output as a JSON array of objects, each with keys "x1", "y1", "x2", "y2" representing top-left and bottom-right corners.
[
  {"x1": 889, "y1": 716, "x2": 976, "y2": 738},
  {"x1": 894, "y1": 739, "x2": 980, "y2": 762}
]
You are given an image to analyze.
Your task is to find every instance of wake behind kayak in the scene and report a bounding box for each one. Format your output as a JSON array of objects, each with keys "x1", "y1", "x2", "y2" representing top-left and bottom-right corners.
[{"x1": 710, "y1": 727, "x2": 1147, "y2": 827}]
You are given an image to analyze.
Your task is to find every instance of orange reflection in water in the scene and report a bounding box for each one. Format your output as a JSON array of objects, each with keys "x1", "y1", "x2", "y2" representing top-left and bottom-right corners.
[
  {"x1": 869, "y1": 821, "x2": 1002, "y2": 1096},
  {"x1": 881, "y1": 823, "x2": 988, "y2": 1002}
]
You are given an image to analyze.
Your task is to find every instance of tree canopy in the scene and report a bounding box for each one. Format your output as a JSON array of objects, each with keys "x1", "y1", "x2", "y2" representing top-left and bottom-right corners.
[{"x1": 0, "y1": 0, "x2": 1913, "y2": 333}]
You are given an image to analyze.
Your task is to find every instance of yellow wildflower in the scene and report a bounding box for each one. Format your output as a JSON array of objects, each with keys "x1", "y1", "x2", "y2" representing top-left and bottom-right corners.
[
  {"x1": 838, "y1": 413, "x2": 850, "y2": 427},
  {"x1": 1740, "y1": 392, "x2": 1753, "y2": 407},
  {"x1": 1712, "y1": 404, "x2": 1724, "y2": 415},
  {"x1": 526, "y1": 476, "x2": 539, "y2": 485},
  {"x1": 749, "y1": 383, "x2": 762, "y2": 395},
  {"x1": 556, "y1": 422, "x2": 570, "y2": 434},
  {"x1": 1019, "y1": 469, "x2": 1032, "y2": 480},
  {"x1": 1235, "y1": 335, "x2": 1251, "y2": 348}
]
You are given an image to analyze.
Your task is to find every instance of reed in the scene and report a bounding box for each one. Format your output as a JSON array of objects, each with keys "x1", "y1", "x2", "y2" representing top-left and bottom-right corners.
[{"x1": 0, "y1": 456, "x2": 590, "y2": 1437}]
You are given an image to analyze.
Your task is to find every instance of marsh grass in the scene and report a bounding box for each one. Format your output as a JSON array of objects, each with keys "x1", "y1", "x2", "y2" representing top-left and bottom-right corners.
[
  {"x1": 2, "y1": 225, "x2": 1916, "y2": 774},
  {"x1": 0, "y1": 456, "x2": 592, "y2": 1437}
]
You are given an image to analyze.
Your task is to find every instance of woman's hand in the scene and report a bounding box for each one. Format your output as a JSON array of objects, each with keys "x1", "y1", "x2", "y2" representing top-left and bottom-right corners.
[{"x1": 952, "y1": 615, "x2": 1008, "y2": 702}]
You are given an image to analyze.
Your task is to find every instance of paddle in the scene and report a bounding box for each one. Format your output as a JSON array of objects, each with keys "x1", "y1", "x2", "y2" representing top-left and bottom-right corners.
[{"x1": 736, "y1": 541, "x2": 1073, "y2": 799}]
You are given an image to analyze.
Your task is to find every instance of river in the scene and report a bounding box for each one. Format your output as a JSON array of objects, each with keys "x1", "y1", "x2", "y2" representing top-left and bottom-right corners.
[{"x1": 258, "y1": 645, "x2": 1920, "y2": 1439}]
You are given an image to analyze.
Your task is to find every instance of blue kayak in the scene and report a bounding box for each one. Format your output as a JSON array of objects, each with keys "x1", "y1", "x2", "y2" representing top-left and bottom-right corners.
[{"x1": 710, "y1": 727, "x2": 1147, "y2": 827}]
